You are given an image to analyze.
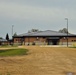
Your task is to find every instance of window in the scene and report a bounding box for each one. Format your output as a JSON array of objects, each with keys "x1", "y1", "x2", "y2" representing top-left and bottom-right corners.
[
  {"x1": 72, "y1": 40, "x2": 76, "y2": 42},
  {"x1": 72, "y1": 40, "x2": 73, "y2": 42},
  {"x1": 16, "y1": 39, "x2": 18, "y2": 41},
  {"x1": 74, "y1": 40, "x2": 76, "y2": 42}
]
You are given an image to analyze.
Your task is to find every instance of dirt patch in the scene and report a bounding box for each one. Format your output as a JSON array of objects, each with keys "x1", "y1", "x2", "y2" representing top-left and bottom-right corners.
[{"x1": 0, "y1": 46, "x2": 76, "y2": 75}]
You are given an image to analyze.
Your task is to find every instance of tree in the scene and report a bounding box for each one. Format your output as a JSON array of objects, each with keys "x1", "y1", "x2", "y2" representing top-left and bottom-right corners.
[
  {"x1": 28, "y1": 29, "x2": 39, "y2": 33},
  {"x1": 59, "y1": 28, "x2": 69, "y2": 34},
  {"x1": 6, "y1": 33, "x2": 9, "y2": 41},
  {"x1": 0, "y1": 37, "x2": 3, "y2": 39},
  {"x1": 13, "y1": 32, "x2": 17, "y2": 36}
]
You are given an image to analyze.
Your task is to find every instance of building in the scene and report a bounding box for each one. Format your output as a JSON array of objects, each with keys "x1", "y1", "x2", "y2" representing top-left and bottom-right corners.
[
  {"x1": 0, "y1": 39, "x2": 7, "y2": 45},
  {"x1": 13, "y1": 30, "x2": 76, "y2": 46}
]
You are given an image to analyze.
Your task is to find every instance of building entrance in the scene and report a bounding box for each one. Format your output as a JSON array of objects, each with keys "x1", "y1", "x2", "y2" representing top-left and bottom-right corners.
[
  {"x1": 47, "y1": 37, "x2": 59, "y2": 45},
  {"x1": 52, "y1": 39, "x2": 59, "y2": 45}
]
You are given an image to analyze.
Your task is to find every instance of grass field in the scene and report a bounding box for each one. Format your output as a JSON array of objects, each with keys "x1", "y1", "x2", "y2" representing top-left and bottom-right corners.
[
  {"x1": 0, "y1": 48, "x2": 28, "y2": 56},
  {"x1": 0, "y1": 46, "x2": 76, "y2": 75}
]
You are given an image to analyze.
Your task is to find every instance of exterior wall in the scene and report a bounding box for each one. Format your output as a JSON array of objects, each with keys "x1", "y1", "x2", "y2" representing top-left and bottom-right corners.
[
  {"x1": 59, "y1": 37, "x2": 76, "y2": 45},
  {"x1": 14, "y1": 37, "x2": 47, "y2": 45},
  {"x1": 14, "y1": 38, "x2": 22, "y2": 45},
  {"x1": 13, "y1": 37, "x2": 76, "y2": 46},
  {"x1": 24, "y1": 37, "x2": 47, "y2": 45},
  {"x1": 0, "y1": 41, "x2": 10, "y2": 45}
]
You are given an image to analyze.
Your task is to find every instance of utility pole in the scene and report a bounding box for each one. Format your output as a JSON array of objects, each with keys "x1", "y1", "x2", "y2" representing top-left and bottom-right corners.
[
  {"x1": 12, "y1": 25, "x2": 14, "y2": 45},
  {"x1": 12, "y1": 25, "x2": 14, "y2": 37},
  {"x1": 65, "y1": 18, "x2": 68, "y2": 47}
]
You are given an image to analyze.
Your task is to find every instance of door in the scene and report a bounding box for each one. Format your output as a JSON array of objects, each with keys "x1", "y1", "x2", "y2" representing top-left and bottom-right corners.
[
  {"x1": 52, "y1": 40, "x2": 58, "y2": 45},
  {"x1": 47, "y1": 39, "x2": 59, "y2": 45}
]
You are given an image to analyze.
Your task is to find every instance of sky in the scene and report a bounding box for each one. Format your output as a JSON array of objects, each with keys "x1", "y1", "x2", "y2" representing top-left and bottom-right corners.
[{"x1": 0, "y1": 0, "x2": 76, "y2": 38}]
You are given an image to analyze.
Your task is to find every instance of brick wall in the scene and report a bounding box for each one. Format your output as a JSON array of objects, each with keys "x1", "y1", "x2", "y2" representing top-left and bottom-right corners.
[
  {"x1": 14, "y1": 38, "x2": 22, "y2": 45},
  {"x1": 24, "y1": 37, "x2": 47, "y2": 45},
  {"x1": 60, "y1": 37, "x2": 76, "y2": 42},
  {"x1": 59, "y1": 37, "x2": 76, "y2": 45},
  {"x1": 14, "y1": 37, "x2": 76, "y2": 45}
]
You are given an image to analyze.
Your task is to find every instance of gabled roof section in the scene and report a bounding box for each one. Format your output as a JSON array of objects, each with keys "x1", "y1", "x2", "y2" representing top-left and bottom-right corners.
[{"x1": 14, "y1": 30, "x2": 76, "y2": 37}]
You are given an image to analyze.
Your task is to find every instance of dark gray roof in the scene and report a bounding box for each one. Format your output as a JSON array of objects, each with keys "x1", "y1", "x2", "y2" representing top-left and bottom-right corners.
[{"x1": 15, "y1": 30, "x2": 76, "y2": 37}]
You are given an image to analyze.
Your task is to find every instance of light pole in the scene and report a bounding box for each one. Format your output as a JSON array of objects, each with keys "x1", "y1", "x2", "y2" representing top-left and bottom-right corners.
[
  {"x1": 65, "y1": 18, "x2": 68, "y2": 47},
  {"x1": 12, "y1": 25, "x2": 14, "y2": 37}
]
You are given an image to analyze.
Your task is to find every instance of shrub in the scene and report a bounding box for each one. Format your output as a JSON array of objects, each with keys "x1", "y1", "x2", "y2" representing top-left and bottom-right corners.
[{"x1": 32, "y1": 42, "x2": 35, "y2": 45}]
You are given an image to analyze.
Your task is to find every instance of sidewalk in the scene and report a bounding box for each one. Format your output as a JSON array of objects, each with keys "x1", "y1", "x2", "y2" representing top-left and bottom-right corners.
[{"x1": 40, "y1": 45, "x2": 72, "y2": 47}]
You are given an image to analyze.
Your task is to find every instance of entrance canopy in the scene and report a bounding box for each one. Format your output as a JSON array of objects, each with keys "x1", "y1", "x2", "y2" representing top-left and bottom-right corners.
[{"x1": 47, "y1": 37, "x2": 60, "y2": 39}]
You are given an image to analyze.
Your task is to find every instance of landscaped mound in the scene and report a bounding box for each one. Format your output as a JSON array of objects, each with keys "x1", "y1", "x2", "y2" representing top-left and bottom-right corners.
[{"x1": 0, "y1": 48, "x2": 28, "y2": 56}]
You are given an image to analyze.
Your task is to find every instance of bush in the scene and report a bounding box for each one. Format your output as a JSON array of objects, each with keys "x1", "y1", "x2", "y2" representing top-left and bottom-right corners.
[
  {"x1": 72, "y1": 43, "x2": 76, "y2": 47},
  {"x1": 32, "y1": 42, "x2": 35, "y2": 45}
]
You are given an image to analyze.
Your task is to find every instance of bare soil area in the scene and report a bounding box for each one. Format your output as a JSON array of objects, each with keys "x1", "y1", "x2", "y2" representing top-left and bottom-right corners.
[{"x1": 0, "y1": 46, "x2": 76, "y2": 75}]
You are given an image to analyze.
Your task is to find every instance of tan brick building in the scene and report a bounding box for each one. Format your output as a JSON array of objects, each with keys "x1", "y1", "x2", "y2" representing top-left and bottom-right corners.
[
  {"x1": 13, "y1": 30, "x2": 76, "y2": 46},
  {"x1": 0, "y1": 39, "x2": 8, "y2": 45}
]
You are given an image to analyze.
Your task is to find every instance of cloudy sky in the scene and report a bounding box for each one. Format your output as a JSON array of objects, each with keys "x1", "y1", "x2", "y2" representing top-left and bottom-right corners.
[{"x1": 0, "y1": 0, "x2": 76, "y2": 38}]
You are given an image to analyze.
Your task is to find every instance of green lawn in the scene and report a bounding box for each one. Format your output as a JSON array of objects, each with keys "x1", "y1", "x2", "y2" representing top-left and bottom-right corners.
[{"x1": 0, "y1": 48, "x2": 28, "y2": 56}]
